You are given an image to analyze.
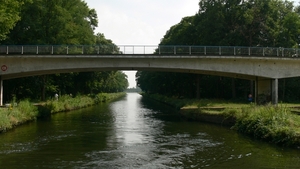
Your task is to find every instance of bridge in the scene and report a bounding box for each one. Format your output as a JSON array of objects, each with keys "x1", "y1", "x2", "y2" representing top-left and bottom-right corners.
[{"x1": 1, "y1": 45, "x2": 300, "y2": 106}]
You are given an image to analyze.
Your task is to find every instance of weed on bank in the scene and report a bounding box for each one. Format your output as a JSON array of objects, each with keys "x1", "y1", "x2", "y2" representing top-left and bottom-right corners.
[
  {"x1": 0, "y1": 100, "x2": 38, "y2": 132},
  {"x1": 143, "y1": 93, "x2": 300, "y2": 147},
  {"x1": 230, "y1": 104, "x2": 300, "y2": 147},
  {"x1": 0, "y1": 93, "x2": 126, "y2": 133}
]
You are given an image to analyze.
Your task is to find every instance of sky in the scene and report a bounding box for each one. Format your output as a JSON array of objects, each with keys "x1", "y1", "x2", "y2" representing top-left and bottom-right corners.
[
  {"x1": 84, "y1": 0, "x2": 199, "y2": 88},
  {"x1": 84, "y1": 0, "x2": 300, "y2": 88}
]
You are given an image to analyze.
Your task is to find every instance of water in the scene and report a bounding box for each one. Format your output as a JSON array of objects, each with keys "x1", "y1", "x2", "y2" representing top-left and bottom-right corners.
[{"x1": 0, "y1": 93, "x2": 299, "y2": 168}]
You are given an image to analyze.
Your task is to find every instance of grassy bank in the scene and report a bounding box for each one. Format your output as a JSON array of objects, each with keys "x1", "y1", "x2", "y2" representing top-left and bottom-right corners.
[
  {"x1": 0, "y1": 100, "x2": 38, "y2": 132},
  {"x1": 142, "y1": 93, "x2": 300, "y2": 147},
  {"x1": 0, "y1": 93, "x2": 126, "y2": 133}
]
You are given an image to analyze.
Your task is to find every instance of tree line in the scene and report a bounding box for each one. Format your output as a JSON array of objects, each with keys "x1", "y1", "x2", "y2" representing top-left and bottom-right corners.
[
  {"x1": 137, "y1": 0, "x2": 300, "y2": 102},
  {"x1": 0, "y1": 0, "x2": 128, "y2": 102}
]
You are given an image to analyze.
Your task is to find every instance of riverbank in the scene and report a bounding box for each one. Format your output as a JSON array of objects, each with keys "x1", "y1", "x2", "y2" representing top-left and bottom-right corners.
[
  {"x1": 142, "y1": 93, "x2": 300, "y2": 148},
  {"x1": 0, "y1": 92, "x2": 126, "y2": 133}
]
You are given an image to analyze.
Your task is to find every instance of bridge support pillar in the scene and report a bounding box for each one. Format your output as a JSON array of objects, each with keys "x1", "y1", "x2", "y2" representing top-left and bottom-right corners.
[
  {"x1": 0, "y1": 76, "x2": 2, "y2": 106},
  {"x1": 255, "y1": 78, "x2": 278, "y2": 105},
  {"x1": 272, "y1": 78, "x2": 278, "y2": 105}
]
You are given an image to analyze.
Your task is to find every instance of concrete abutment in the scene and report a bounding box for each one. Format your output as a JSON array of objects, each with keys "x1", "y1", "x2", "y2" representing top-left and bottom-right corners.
[{"x1": 255, "y1": 78, "x2": 278, "y2": 105}]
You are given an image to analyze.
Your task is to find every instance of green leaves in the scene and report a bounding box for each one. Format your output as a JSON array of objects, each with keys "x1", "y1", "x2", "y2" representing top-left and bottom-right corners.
[
  {"x1": 0, "y1": 0, "x2": 31, "y2": 41},
  {"x1": 2, "y1": 0, "x2": 97, "y2": 45}
]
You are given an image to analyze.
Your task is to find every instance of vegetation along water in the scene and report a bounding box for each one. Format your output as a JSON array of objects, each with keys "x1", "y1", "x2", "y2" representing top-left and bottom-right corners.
[
  {"x1": 143, "y1": 93, "x2": 300, "y2": 148},
  {"x1": 0, "y1": 93, "x2": 126, "y2": 133}
]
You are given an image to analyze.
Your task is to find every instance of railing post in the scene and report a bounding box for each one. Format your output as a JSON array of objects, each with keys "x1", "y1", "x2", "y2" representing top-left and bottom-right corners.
[
  {"x1": 263, "y1": 48, "x2": 265, "y2": 56},
  {"x1": 234, "y1": 47, "x2": 236, "y2": 55},
  {"x1": 219, "y1": 46, "x2": 221, "y2": 55},
  {"x1": 67, "y1": 46, "x2": 69, "y2": 54},
  {"x1": 82, "y1": 46, "x2": 84, "y2": 54},
  {"x1": 277, "y1": 48, "x2": 279, "y2": 57},
  {"x1": 248, "y1": 47, "x2": 251, "y2": 56},
  {"x1": 189, "y1": 46, "x2": 191, "y2": 55},
  {"x1": 21, "y1": 46, "x2": 24, "y2": 54},
  {"x1": 204, "y1": 47, "x2": 206, "y2": 55},
  {"x1": 174, "y1": 46, "x2": 176, "y2": 54},
  {"x1": 51, "y1": 46, "x2": 54, "y2": 54},
  {"x1": 159, "y1": 46, "x2": 161, "y2": 54},
  {"x1": 282, "y1": 48, "x2": 284, "y2": 57},
  {"x1": 36, "y1": 46, "x2": 39, "y2": 54},
  {"x1": 6, "y1": 46, "x2": 8, "y2": 54},
  {"x1": 97, "y1": 46, "x2": 100, "y2": 54}
]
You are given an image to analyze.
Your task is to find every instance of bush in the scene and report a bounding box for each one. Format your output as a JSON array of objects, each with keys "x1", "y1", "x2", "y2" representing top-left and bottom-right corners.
[{"x1": 232, "y1": 104, "x2": 300, "y2": 146}]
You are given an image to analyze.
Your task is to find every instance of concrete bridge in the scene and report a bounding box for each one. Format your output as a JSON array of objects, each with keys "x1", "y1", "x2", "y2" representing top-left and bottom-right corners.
[{"x1": 1, "y1": 45, "x2": 300, "y2": 106}]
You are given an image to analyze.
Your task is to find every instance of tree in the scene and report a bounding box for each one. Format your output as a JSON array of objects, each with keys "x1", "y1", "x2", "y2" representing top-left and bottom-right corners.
[
  {"x1": 2, "y1": 0, "x2": 128, "y2": 102},
  {"x1": 3, "y1": 0, "x2": 97, "y2": 45},
  {"x1": 138, "y1": 0, "x2": 300, "y2": 101},
  {"x1": 0, "y1": 0, "x2": 31, "y2": 41}
]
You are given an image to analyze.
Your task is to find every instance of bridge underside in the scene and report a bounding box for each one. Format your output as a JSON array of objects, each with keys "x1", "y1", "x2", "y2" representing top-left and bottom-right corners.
[
  {"x1": 1, "y1": 54, "x2": 298, "y2": 105},
  {"x1": 0, "y1": 74, "x2": 279, "y2": 106}
]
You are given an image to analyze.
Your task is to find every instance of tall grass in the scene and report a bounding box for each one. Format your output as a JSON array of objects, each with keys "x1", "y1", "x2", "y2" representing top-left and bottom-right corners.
[
  {"x1": 39, "y1": 93, "x2": 126, "y2": 115},
  {"x1": 0, "y1": 100, "x2": 38, "y2": 132},
  {"x1": 142, "y1": 93, "x2": 300, "y2": 147},
  {"x1": 232, "y1": 104, "x2": 300, "y2": 147},
  {"x1": 0, "y1": 93, "x2": 126, "y2": 133}
]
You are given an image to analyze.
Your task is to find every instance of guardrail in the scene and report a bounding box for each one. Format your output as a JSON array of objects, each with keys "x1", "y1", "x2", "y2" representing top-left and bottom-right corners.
[{"x1": 0, "y1": 45, "x2": 299, "y2": 57}]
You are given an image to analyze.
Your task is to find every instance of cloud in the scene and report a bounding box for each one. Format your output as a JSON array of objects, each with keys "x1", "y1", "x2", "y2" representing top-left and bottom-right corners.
[
  {"x1": 86, "y1": 0, "x2": 199, "y2": 45},
  {"x1": 85, "y1": 0, "x2": 199, "y2": 88}
]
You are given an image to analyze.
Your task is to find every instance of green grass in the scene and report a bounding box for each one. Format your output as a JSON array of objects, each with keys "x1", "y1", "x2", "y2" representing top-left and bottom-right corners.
[
  {"x1": 143, "y1": 93, "x2": 300, "y2": 147},
  {"x1": 0, "y1": 93, "x2": 126, "y2": 133},
  {"x1": 39, "y1": 93, "x2": 126, "y2": 115},
  {"x1": 231, "y1": 104, "x2": 300, "y2": 147},
  {"x1": 0, "y1": 100, "x2": 38, "y2": 132}
]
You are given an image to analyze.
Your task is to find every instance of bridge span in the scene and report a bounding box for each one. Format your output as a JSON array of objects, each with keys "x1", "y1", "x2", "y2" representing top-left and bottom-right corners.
[{"x1": 1, "y1": 45, "x2": 300, "y2": 105}]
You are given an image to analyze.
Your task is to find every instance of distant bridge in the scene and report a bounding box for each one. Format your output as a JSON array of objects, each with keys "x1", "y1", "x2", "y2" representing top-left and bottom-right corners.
[{"x1": 1, "y1": 45, "x2": 300, "y2": 105}]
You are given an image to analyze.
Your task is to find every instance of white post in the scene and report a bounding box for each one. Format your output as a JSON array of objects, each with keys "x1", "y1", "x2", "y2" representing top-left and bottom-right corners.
[
  {"x1": 21, "y1": 46, "x2": 23, "y2": 54},
  {"x1": 248, "y1": 47, "x2": 251, "y2": 56},
  {"x1": 159, "y1": 46, "x2": 161, "y2": 54},
  {"x1": 36, "y1": 46, "x2": 39, "y2": 54},
  {"x1": 234, "y1": 47, "x2": 236, "y2": 55}
]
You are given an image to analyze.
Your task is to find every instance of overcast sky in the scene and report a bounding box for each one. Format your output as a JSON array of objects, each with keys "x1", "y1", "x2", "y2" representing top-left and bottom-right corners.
[
  {"x1": 84, "y1": 0, "x2": 300, "y2": 88},
  {"x1": 84, "y1": 0, "x2": 199, "y2": 88}
]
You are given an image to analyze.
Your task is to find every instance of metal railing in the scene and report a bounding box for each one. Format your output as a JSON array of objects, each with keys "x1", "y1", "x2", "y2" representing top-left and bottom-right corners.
[{"x1": 0, "y1": 45, "x2": 299, "y2": 57}]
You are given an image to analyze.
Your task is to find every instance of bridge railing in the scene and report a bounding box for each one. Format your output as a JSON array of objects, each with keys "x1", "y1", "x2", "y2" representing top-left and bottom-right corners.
[{"x1": 0, "y1": 45, "x2": 299, "y2": 57}]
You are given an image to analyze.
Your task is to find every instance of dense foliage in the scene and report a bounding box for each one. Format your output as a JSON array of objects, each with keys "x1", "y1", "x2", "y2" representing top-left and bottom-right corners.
[
  {"x1": 0, "y1": 0, "x2": 31, "y2": 41},
  {"x1": 137, "y1": 0, "x2": 300, "y2": 102},
  {"x1": 0, "y1": 0, "x2": 128, "y2": 102}
]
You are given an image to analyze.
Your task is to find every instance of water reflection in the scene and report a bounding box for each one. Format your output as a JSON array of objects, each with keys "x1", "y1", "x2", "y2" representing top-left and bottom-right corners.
[{"x1": 0, "y1": 93, "x2": 299, "y2": 168}]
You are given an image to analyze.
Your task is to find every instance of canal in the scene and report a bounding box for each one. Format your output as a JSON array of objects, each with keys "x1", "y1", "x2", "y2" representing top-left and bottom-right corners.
[{"x1": 0, "y1": 93, "x2": 299, "y2": 168}]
